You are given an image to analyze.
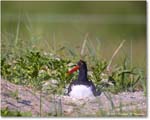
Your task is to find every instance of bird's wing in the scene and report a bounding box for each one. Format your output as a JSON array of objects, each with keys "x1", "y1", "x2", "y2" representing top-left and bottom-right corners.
[
  {"x1": 67, "y1": 80, "x2": 78, "y2": 95},
  {"x1": 89, "y1": 81, "x2": 101, "y2": 96}
]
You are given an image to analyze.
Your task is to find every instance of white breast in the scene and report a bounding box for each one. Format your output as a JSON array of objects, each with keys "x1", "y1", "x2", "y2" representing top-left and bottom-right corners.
[{"x1": 69, "y1": 85, "x2": 94, "y2": 98}]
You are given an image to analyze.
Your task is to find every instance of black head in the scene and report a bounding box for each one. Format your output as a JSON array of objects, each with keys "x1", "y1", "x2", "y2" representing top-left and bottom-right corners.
[
  {"x1": 67, "y1": 60, "x2": 87, "y2": 75},
  {"x1": 77, "y1": 60, "x2": 88, "y2": 81},
  {"x1": 77, "y1": 60, "x2": 87, "y2": 71}
]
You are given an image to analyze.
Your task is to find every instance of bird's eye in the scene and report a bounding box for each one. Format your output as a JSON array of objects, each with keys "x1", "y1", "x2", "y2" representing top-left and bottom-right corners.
[{"x1": 79, "y1": 60, "x2": 83, "y2": 63}]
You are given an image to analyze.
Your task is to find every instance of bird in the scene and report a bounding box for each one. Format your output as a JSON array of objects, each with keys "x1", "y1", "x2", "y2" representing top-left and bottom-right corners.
[{"x1": 67, "y1": 60, "x2": 101, "y2": 98}]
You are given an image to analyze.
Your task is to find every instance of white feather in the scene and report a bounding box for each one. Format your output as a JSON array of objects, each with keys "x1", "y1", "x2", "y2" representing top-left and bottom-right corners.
[{"x1": 69, "y1": 85, "x2": 94, "y2": 98}]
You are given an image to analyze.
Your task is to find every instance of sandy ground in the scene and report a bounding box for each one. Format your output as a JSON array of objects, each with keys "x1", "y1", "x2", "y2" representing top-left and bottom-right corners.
[{"x1": 1, "y1": 79, "x2": 147, "y2": 117}]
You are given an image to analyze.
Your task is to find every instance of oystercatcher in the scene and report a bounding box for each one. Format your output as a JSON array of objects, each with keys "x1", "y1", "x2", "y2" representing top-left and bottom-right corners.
[{"x1": 67, "y1": 60, "x2": 101, "y2": 98}]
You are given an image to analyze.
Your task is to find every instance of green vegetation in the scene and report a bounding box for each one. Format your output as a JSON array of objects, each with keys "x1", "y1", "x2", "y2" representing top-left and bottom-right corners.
[
  {"x1": 1, "y1": 50, "x2": 72, "y2": 94},
  {"x1": 1, "y1": 49, "x2": 146, "y2": 94},
  {"x1": 9, "y1": 90, "x2": 20, "y2": 100},
  {"x1": 1, "y1": 1, "x2": 146, "y2": 71},
  {"x1": 1, "y1": 1, "x2": 146, "y2": 117},
  {"x1": 1, "y1": 107, "x2": 32, "y2": 117},
  {"x1": 96, "y1": 103, "x2": 146, "y2": 117}
]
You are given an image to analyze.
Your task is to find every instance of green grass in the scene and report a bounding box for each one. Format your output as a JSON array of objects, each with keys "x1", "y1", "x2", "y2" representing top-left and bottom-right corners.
[
  {"x1": 1, "y1": 1, "x2": 147, "y2": 116},
  {"x1": 1, "y1": 15, "x2": 146, "y2": 94},
  {"x1": 1, "y1": 2, "x2": 147, "y2": 117},
  {"x1": 1, "y1": 107, "x2": 32, "y2": 117},
  {"x1": 95, "y1": 101, "x2": 146, "y2": 117},
  {"x1": 1, "y1": 49, "x2": 146, "y2": 94},
  {"x1": 9, "y1": 90, "x2": 20, "y2": 100},
  {"x1": 0, "y1": 13, "x2": 146, "y2": 93},
  {"x1": 1, "y1": 1, "x2": 146, "y2": 71}
]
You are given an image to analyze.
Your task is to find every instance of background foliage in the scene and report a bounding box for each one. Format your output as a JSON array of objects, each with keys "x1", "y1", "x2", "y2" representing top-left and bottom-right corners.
[{"x1": 1, "y1": 1, "x2": 146, "y2": 94}]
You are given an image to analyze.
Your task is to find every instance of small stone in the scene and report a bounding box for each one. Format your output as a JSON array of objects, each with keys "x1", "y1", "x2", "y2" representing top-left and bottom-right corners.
[{"x1": 63, "y1": 106, "x2": 74, "y2": 114}]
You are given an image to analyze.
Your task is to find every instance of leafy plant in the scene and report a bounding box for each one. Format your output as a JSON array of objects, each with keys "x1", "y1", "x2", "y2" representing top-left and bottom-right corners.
[
  {"x1": 88, "y1": 57, "x2": 145, "y2": 94},
  {"x1": 1, "y1": 107, "x2": 32, "y2": 117},
  {"x1": 1, "y1": 49, "x2": 146, "y2": 94},
  {"x1": 1, "y1": 50, "x2": 74, "y2": 94}
]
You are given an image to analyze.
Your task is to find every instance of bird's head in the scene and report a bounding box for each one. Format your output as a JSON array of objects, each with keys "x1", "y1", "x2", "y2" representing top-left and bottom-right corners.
[{"x1": 67, "y1": 60, "x2": 87, "y2": 75}]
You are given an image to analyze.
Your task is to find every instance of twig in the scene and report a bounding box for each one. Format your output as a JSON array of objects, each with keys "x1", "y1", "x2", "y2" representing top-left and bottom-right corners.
[
  {"x1": 106, "y1": 40, "x2": 126, "y2": 74},
  {"x1": 14, "y1": 13, "x2": 21, "y2": 47},
  {"x1": 40, "y1": 85, "x2": 42, "y2": 116},
  {"x1": 80, "y1": 33, "x2": 88, "y2": 59},
  {"x1": 103, "y1": 92, "x2": 115, "y2": 112},
  {"x1": 53, "y1": 32, "x2": 56, "y2": 53},
  {"x1": 130, "y1": 40, "x2": 134, "y2": 91}
]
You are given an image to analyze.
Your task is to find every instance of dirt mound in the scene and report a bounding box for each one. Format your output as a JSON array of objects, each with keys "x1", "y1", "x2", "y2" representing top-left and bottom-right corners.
[{"x1": 1, "y1": 79, "x2": 147, "y2": 117}]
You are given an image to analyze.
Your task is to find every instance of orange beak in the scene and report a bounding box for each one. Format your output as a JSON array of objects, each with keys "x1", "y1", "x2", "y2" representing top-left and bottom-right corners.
[{"x1": 67, "y1": 65, "x2": 80, "y2": 75}]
